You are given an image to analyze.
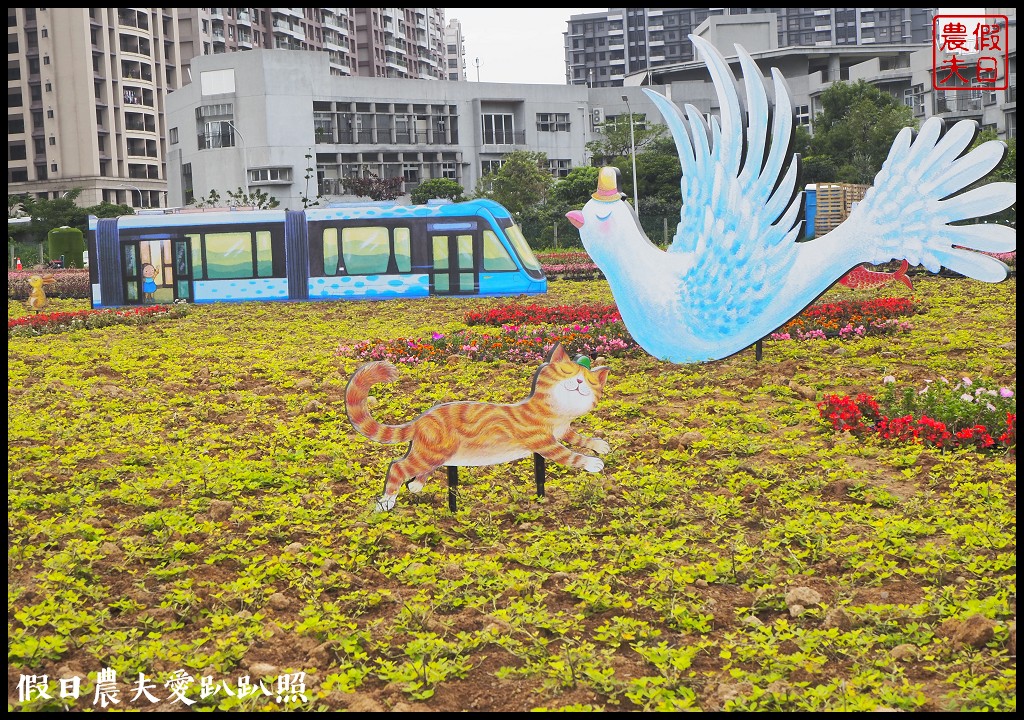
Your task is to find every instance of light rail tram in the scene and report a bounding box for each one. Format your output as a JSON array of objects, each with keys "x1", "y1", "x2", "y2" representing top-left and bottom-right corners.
[{"x1": 87, "y1": 199, "x2": 547, "y2": 308}]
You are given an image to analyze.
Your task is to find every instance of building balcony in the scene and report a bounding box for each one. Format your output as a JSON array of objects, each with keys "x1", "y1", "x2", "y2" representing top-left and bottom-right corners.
[
  {"x1": 481, "y1": 131, "x2": 526, "y2": 147},
  {"x1": 935, "y1": 94, "x2": 984, "y2": 116}
]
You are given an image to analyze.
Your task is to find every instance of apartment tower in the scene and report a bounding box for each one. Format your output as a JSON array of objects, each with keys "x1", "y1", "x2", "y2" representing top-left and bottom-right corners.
[{"x1": 8, "y1": 7, "x2": 449, "y2": 208}]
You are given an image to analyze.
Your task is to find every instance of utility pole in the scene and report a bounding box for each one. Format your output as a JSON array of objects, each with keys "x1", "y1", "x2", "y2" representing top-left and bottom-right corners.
[{"x1": 621, "y1": 95, "x2": 639, "y2": 220}]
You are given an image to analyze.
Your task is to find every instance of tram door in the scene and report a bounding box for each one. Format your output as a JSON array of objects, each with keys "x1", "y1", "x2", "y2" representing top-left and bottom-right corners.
[
  {"x1": 171, "y1": 237, "x2": 194, "y2": 303},
  {"x1": 428, "y1": 223, "x2": 479, "y2": 295},
  {"x1": 121, "y1": 238, "x2": 182, "y2": 304}
]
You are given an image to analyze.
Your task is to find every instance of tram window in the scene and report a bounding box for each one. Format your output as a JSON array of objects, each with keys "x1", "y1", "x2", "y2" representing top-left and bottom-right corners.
[
  {"x1": 189, "y1": 233, "x2": 202, "y2": 277},
  {"x1": 432, "y1": 236, "x2": 449, "y2": 269},
  {"x1": 342, "y1": 226, "x2": 390, "y2": 274},
  {"x1": 394, "y1": 227, "x2": 411, "y2": 272},
  {"x1": 256, "y1": 231, "x2": 273, "y2": 277},
  {"x1": 482, "y1": 230, "x2": 517, "y2": 271},
  {"x1": 457, "y1": 235, "x2": 473, "y2": 266},
  {"x1": 206, "y1": 231, "x2": 257, "y2": 279},
  {"x1": 323, "y1": 227, "x2": 340, "y2": 275}
]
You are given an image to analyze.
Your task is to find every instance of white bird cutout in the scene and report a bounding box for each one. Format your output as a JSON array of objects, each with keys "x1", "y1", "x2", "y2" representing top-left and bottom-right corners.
[{"x1": 567, "y1": 35, "x2": 1016, "y2": 364}]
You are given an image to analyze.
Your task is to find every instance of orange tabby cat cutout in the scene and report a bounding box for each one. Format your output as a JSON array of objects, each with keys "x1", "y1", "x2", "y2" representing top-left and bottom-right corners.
[{"x1": 345, "y1": 343, "x2": 611, "y2": 512}]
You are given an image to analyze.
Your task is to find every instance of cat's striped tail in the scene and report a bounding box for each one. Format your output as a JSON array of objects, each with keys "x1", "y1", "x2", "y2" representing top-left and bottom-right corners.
[{"x1": 345, "y1": 361, "x2": 415, "y2": 444}]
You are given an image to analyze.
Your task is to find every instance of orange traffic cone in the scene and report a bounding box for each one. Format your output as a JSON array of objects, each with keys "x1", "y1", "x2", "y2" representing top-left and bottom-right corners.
[{"x1": 15, "y1": 257, "x2": 22, "y2": 270}]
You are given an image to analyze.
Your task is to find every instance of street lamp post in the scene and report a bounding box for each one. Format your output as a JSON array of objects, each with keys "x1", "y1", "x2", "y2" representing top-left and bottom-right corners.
[
  {"x1": 120, "y1": 183, "x2": 143, "y2": 208},
  {"x1": 577, "y1": 105, "x2": 588, "y2": 166},
  {"x1": 621, "y1": 95, "x2": 639, "y2": 220},
  {"x1": 225, "y1": 120, "x2": 249, "y2": 197}
]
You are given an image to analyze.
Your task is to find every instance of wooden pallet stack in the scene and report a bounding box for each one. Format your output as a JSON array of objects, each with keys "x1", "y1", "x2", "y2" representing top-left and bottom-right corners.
[{"x1": 813, "y1": 182, "x2": 869, "y2": 235}]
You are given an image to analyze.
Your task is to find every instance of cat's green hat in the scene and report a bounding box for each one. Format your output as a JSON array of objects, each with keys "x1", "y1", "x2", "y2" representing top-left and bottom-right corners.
[{"x1": 574, "y1": 355, "x2": 592, "y2": 369}]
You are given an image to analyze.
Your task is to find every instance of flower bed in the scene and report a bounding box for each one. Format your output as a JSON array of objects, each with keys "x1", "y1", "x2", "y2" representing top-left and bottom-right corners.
[
  {"x1": 9, "y1": 303, "x2": 190, "y2": 337},
  {"x1": 537, "y1": 251, "x2": 604, "y2": 281},
  {"x1": 8, "y1": 269, "x2": 92, "y2": 300},
  {"x1": 464, "y1": 303, "x2": 619, "y2": 327},
  {"x1": 819, "y1": 376, "x2": 1016, "y2": 455},
  {"x1": 338, "y1": 320, "x2": 638, "y2": 365},
  {"x1": 770, "y1": 297, "x2": 918, "y2": 341}
]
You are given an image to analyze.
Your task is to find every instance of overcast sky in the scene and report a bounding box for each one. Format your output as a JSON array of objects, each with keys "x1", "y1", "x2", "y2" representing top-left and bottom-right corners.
[{"x1": 444, "y1": 8, "x2": 606, "y2": 85}]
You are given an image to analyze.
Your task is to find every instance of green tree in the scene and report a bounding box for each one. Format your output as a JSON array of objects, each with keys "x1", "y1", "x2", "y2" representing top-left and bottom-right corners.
[
  {"x1": 8, "y1": 189, "x2": 134, "y2": 264},
  {"x1": 410, "y1": 178, "x2": 466, "y2": 204},
  {"x1": 586, "y1": 114, "x2": 667, "y2": 166},
  {"x1": 799, "y1": 155, "x2": 839, "y2": 185},
  {"x1": 342, "y1": 172, "x2": 404, "y2": 201},
  {"x1": 475, "y1": 150, "x2": 553, "y2": 223},
  {"x1": 807, "y1": 80, "x2": 917, "y2": 184},
  {"x1": 14, "y1": 189, "x2": 89, "y2": 241},
  {"x1": 89, "y1": 201, "x2": 137, "y2": 219}
]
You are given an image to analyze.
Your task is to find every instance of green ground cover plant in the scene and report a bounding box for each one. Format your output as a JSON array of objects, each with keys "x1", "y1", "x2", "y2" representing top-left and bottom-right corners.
[{"x1": 7, "y1": 275, "x2": 1016, "y2": 712}]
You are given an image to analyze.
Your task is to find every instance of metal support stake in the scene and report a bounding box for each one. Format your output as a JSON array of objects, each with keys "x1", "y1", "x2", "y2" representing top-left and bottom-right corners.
[
  {"x1": 534, "y1": 453, "x2": 546, "y2": 498},
  {"x1": 447, "y1": 466, "x2": 459, "y2": 511}
]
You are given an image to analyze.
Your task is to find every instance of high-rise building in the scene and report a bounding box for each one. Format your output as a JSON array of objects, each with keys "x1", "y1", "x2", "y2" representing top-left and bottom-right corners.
[
  {"x1": 566, "y1": 8, "x2": 938, "y2": 88},
  {"x1": 8, "y1": 8, "x2": 188, "y2": 209},
  {"x1": 444, "y1": 18, "x2": 468, "y2": 81},
  {"x1": 7, "y1": 8, "x2": 449, "y2": 208}
]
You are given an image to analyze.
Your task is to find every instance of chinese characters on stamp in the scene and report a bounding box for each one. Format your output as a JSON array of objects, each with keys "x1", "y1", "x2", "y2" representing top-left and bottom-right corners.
[{"x1": 932, "y1": 14, "x2": 1009, "y2": 91}]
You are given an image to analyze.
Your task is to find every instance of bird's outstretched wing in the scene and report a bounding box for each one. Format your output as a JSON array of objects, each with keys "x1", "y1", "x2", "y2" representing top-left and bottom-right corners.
[
  {"x1": 845, "y1": 117, "x2": 1015, "y2": 281},
  {"x1": 641, "y1": 35, "x2": 803, "y2": 338}
]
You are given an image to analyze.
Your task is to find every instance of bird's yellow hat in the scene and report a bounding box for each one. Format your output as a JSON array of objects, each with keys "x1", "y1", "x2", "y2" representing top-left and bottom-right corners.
[{"x1": 592, "y1": 167, "x2": 622, "y2": 202}]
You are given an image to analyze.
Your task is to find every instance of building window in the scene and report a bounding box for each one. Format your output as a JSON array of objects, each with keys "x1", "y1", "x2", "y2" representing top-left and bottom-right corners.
[
  {"x1": 795, "y1": 105, "x2": 810, "y2": 127},
  {"x1": 182, "y1": 162, "x2": 193, "y2": 204},
  {"x1": 248, "y1": 167, "x2": 292, "y2": 183},
  {"x1": 481, "y1": 113, "x2": 515, "y2": 144},
  {"x1": 547, "y1": 159, "x2": 571, "y2": 177},
  {"x1": 48, "y1": 136, "x2": 55, "y2": 145},
  {"x1": 46, "y1": 109, "x2": 53, "y2": 118},
  {"x1": 169, "y1": 127, "x2": 178, "y2": 144},
  {"x1": 199, "y1": 121, "x2": 235, "y2": 148},
  {"x1": 537, "y1": 112, "x2": 571, "y2": 132}
]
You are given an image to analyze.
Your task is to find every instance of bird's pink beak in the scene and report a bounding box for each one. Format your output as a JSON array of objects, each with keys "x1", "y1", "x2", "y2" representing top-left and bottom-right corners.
[{"x1": 566, "y1": 210, "x2": 585, "y2": 229}]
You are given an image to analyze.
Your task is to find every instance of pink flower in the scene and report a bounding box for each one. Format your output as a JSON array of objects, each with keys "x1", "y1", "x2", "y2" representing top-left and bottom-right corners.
[{"x1": 1000, "y1": 387, "x2": 1014, "y2": 398}]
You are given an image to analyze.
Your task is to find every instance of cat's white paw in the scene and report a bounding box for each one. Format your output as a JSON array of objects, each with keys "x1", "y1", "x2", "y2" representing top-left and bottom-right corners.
[
  {"x1": 590, "y1": 438, "x2": 611, "y2": 455},
  {"x1": 374, "y1": 494, "x2": 397, "y2": 512},
  {"x1": 583, "y1": 456, "x2": 604, "y2": 473},
  {"x1": 407, "y1": 480, "x2": 425, "y2": 494}
]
